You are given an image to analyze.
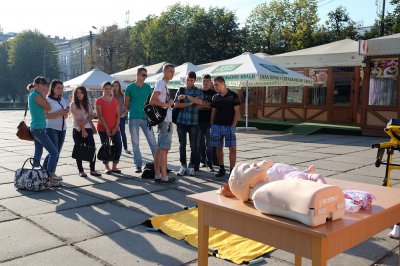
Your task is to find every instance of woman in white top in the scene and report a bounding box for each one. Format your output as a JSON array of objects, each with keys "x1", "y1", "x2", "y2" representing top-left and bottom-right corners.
[
  {"x1": 44, "y1": 80, "x2": 69, "y2": 180},
  {"x1": 70, "y1": 86, "x2": 101, "y2": 177}
]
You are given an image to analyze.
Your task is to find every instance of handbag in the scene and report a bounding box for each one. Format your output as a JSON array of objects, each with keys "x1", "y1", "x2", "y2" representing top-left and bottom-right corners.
[
  {"x1": 16, "y1": 102, "x2": 34, "y2": 141},
  {"x1": 97, "y1": 137, "x2": 115, "y2": 161},
  {"x1": 172, "y1": 87, "x2": 185, "y2": 124},
  {"x1": 141, "y1": 162, "x2": 155, "y2": 179},
  {"x1": 72, "y1": 143, "x2": 96, "y2": 162},
  {"x1": 14, "y1": 158, "x2": 51, "y2": 191}
]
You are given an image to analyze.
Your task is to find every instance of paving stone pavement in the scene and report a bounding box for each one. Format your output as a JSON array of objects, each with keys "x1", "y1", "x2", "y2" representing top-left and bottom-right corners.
[{"x1": 0, "y1": 110, "x2": 399, "y2": 265}]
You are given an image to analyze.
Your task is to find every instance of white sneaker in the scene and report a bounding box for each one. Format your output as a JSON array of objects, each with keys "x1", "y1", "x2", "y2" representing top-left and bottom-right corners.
[
  {"x1": 177, "y1": 166, "x2": 187, "y2": 176},
  {"x1": 187, "y1": 167, "x2": 195, "y2": 176},
  {"x1": 389, "y1": 224, "x2": 399, "y2": 239}
]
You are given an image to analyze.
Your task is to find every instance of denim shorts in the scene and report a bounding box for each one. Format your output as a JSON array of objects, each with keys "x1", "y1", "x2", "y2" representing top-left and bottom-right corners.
[
  {"x1": 157, "y1": 122, "x2": 173, "y2": 149},
  {"x1": 210, "y1": 124, "x2": 236, "y2": 147}
]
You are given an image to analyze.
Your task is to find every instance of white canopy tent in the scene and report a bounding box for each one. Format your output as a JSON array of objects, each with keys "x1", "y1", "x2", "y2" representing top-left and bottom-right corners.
[
  {"x1": 64, "y1": 69, "x2": 129, "y2": 92},
  {"x1": 111, "y1": 65, "x2": 145, "y2": 83},
  {"x1": 195, "y1": 52, "x2": 313, "y2": 128},
  {"x1": 146, "y1": 62, "x2": 202, "y2": 89},
  {"x1": 265, "y1": 39, "x2": 363, "y2": 68},
  {"x1": 366, "y1": 33, "x2": 400, "y2": 56}
]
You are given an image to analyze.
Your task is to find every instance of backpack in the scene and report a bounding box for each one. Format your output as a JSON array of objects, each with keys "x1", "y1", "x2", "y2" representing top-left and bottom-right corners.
[{"x1": 141, "y1": 162, "x2": 155, "y2": 179}]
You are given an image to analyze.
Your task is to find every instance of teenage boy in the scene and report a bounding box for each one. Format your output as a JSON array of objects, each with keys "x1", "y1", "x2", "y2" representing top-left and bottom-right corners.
[
  {"x1": 150, "y1": 64, "x2": 176, "y2": 183},
  {"x1": 174, "y1": 71, "x2": 203, "y2": 176},
  {"x1": 197, "y1": 74, "x2": 216, "y2": 172},
  {"x1": 210, "y1": 76, "x2": 241, "y2": 177},
  {"x1": 124, "y1": 67, "x2": 158, "y2": 173}
]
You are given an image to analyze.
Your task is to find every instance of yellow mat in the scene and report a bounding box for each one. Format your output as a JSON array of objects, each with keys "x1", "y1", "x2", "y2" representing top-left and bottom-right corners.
[{"x1": 150, "y1": 208, "x2": 276, "y2": 264}]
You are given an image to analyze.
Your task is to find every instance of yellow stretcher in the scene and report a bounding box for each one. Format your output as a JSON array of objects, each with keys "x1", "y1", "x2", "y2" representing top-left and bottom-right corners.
[{"x1": 372, "y1": 119, "x2": 400, "y2": 187}]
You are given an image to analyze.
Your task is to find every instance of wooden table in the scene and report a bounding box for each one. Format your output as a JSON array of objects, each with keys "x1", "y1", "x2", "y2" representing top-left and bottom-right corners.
[{"x1": 187, "y1": 178, "x2": 400, "y2": 266}]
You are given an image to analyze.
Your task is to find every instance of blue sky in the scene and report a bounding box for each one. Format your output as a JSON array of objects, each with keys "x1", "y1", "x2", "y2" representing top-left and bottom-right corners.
[{"x1": 0, "y1": 0, "x2": 395, "y2": 39}]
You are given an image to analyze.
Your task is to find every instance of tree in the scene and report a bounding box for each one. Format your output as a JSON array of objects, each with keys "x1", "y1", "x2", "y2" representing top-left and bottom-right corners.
[
  {"x1": 0, "y1": 42, "x2": 9, "y2": 99},
  {"x1": 324, "y1": 6, "x2": 358, "y2": 41},
  {"x1": 8, "y1": 30, "x2": 60, "y2": 97},
  {"x1": 92, "y1": 24, "x2": 133, "y2": 74}
]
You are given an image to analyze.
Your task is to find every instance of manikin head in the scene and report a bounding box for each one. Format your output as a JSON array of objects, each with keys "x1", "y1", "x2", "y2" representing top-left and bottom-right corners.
[{"x1": 228, "y1": 160, "x2": 274, "y2": 201}]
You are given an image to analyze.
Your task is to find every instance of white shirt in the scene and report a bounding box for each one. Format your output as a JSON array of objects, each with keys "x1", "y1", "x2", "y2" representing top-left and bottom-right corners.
[
  {"x1": 46, "y1": 97, "x2": 68, "y2": 131},
  {"x1": 154, "y1": 79, "x2": 172, "y2": 122}
]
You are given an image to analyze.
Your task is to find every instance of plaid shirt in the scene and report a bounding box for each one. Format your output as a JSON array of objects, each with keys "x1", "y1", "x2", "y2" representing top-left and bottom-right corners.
[{"x1": 174, "y1": 87, "x2": 203, "y2": 126}]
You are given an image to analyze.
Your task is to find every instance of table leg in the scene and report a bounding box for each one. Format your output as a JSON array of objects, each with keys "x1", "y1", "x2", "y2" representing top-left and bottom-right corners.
[
  {"x1": 198, "y1": 204, "x2": 209, "y2": 266},
  {"x1": 312, "y1": 236, "x2": 327, "y2": 266},
  {"x1": 295, "y1": 255, "x2": 302, "y2": 266}
]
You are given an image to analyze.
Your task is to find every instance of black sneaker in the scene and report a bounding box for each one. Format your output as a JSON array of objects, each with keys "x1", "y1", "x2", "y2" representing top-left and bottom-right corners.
[
  {"x1": 207, "y1": 166, "x2": 215, "y2": 172},
  {"x1": 154, "y1": 177, "x2": 176, "y2": 183},
  {"x1": 167, "y1": 168, "x2": 173, "y2": 173},
  {"x1": 215, "y1": 169, "x2": 226, "y2": 177},
  {"x1": 135, "y1": 167, "x2": 142, "y2": 173}
]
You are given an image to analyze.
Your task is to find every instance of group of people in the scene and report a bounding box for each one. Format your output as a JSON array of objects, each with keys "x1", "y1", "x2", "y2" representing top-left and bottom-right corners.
[{"x1": 26, "y1": 63, "x2": 241, "y2": 186}]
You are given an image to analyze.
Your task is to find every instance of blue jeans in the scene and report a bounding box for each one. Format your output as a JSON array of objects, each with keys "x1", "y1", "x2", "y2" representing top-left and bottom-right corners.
[
  {"x1": 44, "y1": 128, "x2": 66, "y2": 172},
  {"x1": 177, "y1": 123, "x2": 198, "y2": 168},
  {"x1": 99, "y1": 131, "x2": 122, "y2": 164},
  {"x1": 119, "y1": 117, "x2": 128, "y2": 150},
  {"x1": 128, "y1": 118, "x2": 157, "y2": 168},
  {"x1": 197, "y1": 122, "x2": 213, "y2": 167},
  {"x1": 30, "y1": 128, "x2": 58, "y2": 175}
]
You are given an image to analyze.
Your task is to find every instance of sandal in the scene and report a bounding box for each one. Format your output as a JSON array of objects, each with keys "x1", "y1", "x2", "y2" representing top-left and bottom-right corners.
[
  {"x1": 51, "y1": 179, "x2": 63, "y2": 187},
  {"x1": 52, "y1": 175, "x2": 63, "y2": 181},
  {"x1": 112, "y1": 169, "x2": 121, "y2": 174},
  {"x1": 90, "y1": 171, "x2": 102, "y2": 177},
  {"x1": 79, "y1": 172, "x2": 87, "y2": 177}
]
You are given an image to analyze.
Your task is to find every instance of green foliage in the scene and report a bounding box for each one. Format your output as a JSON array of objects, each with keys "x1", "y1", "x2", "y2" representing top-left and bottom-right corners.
[
  {"x1": 323, "y1": 6, "x2": 359, "y2": 41},
  {"x1": 7, "y1": 30, "x2": 60, "y2": 96},
  {"x1": 0, "y1": 42, "x2": 9, "y2": 98}
]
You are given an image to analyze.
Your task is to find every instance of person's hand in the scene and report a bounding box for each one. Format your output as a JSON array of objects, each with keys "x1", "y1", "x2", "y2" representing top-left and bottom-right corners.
[
  {"x1": 60, "y1": 109, "x2": 69, "y2": 118},
  {"x1": 178, "y1": 94, "x2": 186, "y2": 101},
  {"x1": 111, "y1": 128, "x2": 117, "y2": 136},
  {"x1": 106, "y1": 127, "x2": 112, "y2": 137},
  {"x1": 82, "y1": 129, "x2": 88, "y2": 138},
  {"x1": 167, "y1": 99, "x2": 174, "y2": 107}
]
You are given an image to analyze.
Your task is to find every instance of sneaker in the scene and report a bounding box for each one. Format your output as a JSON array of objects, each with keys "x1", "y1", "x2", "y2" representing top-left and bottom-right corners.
[
  {"x1": 135, "y1": 167, "x2": 142, "y2": 173},
  {"x1": 215, "y1": 169, "x2": 226, "y2": 178},
  {"x1": 207, "y1": 166, "x2": 215, "y2": 172},
  {"x1": 201, "y1": 163, "x2": 207, "y2": 168},
  {"x1": 187, "y1": 167, "x2": 195, "y2": 176},
  {"x1": 154, "y1": 177, "x2": 176, "y2": 183},
  {"x1": 125, "y1": 149, "x2": 132, "y2": 154},
  {"x1": 177, "y1": 166, "x2": 187, "y2": 176}
]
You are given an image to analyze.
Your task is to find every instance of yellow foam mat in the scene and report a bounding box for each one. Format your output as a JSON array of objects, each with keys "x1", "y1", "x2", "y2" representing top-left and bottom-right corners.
[{"x1": 150, "y1": 208, "x2": 276, "y2": 264}]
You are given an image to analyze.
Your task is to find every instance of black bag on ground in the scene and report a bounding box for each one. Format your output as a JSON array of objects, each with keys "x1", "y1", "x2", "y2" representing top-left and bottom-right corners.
[
  {"x1": 72, "y1": 144, "x2": 96, "y2": 162},
  {"x1": 172, "y1": 87, "x2": 185, "y2": 124},
  {"x1": 143, "y1": 95, "x2": 167, "y2": 127},
  {"x1": 97, "y1": 138, "x2": 115, "y2": 162},
  {"x1": 141, "y1": 162, "x2": 155, "y2": 179}
]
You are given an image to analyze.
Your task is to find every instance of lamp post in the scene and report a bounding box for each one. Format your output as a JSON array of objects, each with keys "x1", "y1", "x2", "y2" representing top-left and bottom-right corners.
[{"x1": 89, "y1": 26, "x2": 97, "y2": 69}]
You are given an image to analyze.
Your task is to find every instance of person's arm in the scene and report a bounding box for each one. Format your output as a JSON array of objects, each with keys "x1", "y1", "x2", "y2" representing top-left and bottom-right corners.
[
  {"x1": 210, "y1": 108, "x2": 216, "y2": 125},
  {"x1": 112, "y1": 102, "x2": 120, "y2": 136},
  {"x1": 232, "y1": 105, "x2": 240, "y2": 128},
  {"x1": 45, "y1": 109, "x2": 68, "y2": 119},
  {"x1": 34, "y1": 94, "x2": 51, "y2": 111},
  {"x1": 150, "y1": 91, "x2": 173, "y2": 108},
  {"x1": 187, "y1": 95, "x2": 202, "y2": 105},
  {"x1": 124, "y1": 95, "x2": 130, "y2": 110},
  {"x1": 96, "y1": 100, "x2": 111, "y2": 136}
]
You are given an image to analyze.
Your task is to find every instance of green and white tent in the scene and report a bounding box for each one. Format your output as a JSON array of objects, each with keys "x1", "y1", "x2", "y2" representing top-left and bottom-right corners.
[
  {"x1": 194, "y1": 52, "x2": 313, "y2": 87},
  {"x1": 146, "y1": 62, "x2": 202, "y2": 89}
]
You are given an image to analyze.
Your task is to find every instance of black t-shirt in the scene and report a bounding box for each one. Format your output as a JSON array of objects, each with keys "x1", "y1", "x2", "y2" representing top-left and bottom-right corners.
[
  {"x1": 198, "y1": 89, "x2": 217, "y2": 123},
  {"x1": 210, "y1": 89, "x2": 241, "y2": 126}
]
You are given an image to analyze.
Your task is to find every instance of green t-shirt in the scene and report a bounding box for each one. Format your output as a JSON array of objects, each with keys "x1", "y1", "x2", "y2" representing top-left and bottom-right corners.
[
  {"x1": 125, "y1": 82, "x2": 152, "y2": 119},
  {"x1": 28, "y1": 91, "x2": 46, "y2": 129}
]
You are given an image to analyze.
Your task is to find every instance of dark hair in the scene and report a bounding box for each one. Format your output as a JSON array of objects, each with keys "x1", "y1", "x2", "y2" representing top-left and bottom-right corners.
[
  {"x1": 112, "y1": 80, "x2": 123, "y2": 96},
  {"x1": 73, "y1": 86, "x2": 89, "y2": 113},
  {"x1": 163, "y1": 64, "x2": 175, "y2": 72},
  {"x1": 101, "y1": 81, "x2": 112, "y2": 90},
  {"x1": 137, "y1": 67, "x2": 147, "y2": 75},
  {"x1": 48, "y1": 80, "x2": 63, "y2": 98},
  {"x1": 202, "y1": 74, "x2": 211, "y2": 80},
  {"x1": 214, "y1": 76, "x2": 225, "y2": 84},
  {"x1": 26, "y1": 76, "x2": 47, "y2": 91},
  {"x1": 187, "y1": 71, "x2": 196, "y2": 79}
]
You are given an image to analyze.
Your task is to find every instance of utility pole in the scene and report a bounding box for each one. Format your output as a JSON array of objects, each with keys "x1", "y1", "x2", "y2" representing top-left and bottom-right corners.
[
  {"x1": 380, "y1": 0, "x2": 386, "y2": 36},
  {"x1": 89, "y1": 31, "x2": 94, "y2": 69}
]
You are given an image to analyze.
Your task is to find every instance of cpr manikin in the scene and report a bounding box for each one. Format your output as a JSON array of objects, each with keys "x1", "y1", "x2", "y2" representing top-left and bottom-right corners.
[{"x1": 226, "y1": 160, "x2": 345, "y2": 227}]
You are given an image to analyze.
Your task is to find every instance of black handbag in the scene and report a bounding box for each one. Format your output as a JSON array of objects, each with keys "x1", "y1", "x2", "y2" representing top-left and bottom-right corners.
[
  {"x1": 97, "y1": 138, "x2": 115, "y2": 162},
  {"x1": 72, "y1": 144, "x2": 96, "y2": 162},
  {"x1": 141, "y1": 162, "x2": 155, "y2": 179},
  {"x1": 172, "y1": 87, "x2": 185, "y2": 124}
]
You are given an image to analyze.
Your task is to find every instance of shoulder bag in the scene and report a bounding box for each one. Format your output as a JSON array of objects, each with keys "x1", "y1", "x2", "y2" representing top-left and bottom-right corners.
[
  {"x1": 97, "y1": 137, "x2": 115, "y2": 162},
  {"x1": 72, "y1": 143, "x2": 96, "y2": 162},
  {"x1": 17, "y1": 101, "x2": 34, "y2": 141},
  {"x1": 143, "y1": 84, "x2": 169, "y2": 127}
]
